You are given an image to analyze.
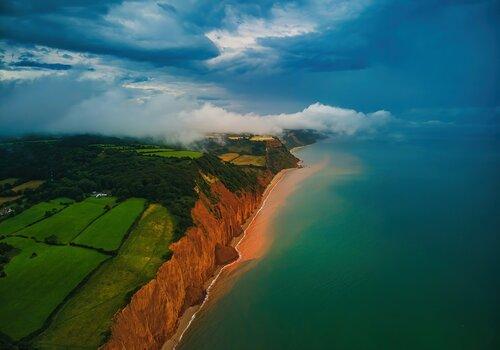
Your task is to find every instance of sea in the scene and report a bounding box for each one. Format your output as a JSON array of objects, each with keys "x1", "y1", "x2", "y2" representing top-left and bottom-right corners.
[{"x1": 179, "y1": 125, "x2": 499, "y2": 350}]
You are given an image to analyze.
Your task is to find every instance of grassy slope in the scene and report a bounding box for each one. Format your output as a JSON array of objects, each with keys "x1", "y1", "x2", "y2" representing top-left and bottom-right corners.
[
  {"x1": 0, "y1": 178, "x2": 18, "y2": 186},
  {"x1": 219, "y1": 152, "x2": 240, "y2": 162},
  {"x1": 12, "y1": 180, "x2": 45, "y2": 193},
  {"x1": 37, "y1": 204, "x2": 174, "y2": 349},
  {"x1": 0, "y1": 196, "x2": 22, "y2": 206},
  {"x1": 231, "y1": 155, "x2": 266, "y2": 167},
  {"x1": 0, "y1": 237, "x2": 108, "y2": 341},
  {"x1": 17, "y1": 197, "x2": 116, "y2": 243},
  {"x1": 0, "y1": 198, "x2": 73, "y2": 235},
  {"x1": 144, "y1": 150, "x2": 203, "y2": 158},
  {"x1": 136, "y1": 148, "x2": 173, "y2": 153},
  {"x1": 73, "y1": 198, "x2": 146, "y2": 251}
]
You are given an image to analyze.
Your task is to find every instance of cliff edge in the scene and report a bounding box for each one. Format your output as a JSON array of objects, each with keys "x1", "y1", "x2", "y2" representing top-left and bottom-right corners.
[{"x1": 104, "y1": 139, "x2": 299, "y2": 349}]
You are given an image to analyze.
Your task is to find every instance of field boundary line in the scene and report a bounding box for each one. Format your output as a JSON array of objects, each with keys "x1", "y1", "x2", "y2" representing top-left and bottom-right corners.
[
  {"x1": 69, "y1": 200, "x2": 118, "y2": 243},
  {"x1": 8, "y1": 202, "x2": 71, "y2": 235},
  {"x1": 17, "y1": 253, "x2": 112, "y2": 346}
]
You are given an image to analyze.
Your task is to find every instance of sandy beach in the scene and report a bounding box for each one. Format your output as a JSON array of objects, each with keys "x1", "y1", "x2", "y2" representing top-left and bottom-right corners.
[{"x1": 164, "y1": 153, "x2": 326, "y2": 350}]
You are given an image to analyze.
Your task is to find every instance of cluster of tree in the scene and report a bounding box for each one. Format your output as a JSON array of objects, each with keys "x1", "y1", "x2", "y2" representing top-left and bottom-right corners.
[
  {"x1": 280, "y1": 129, "x2": 325, "y2": 149},
  {"x1": 0, "y1": 242, "x2": 17, "y2": 278},
  {"x1": 0, "y1": 179, "x2": 23, "y2": 194},
  {"x1": 266, "y1": 142, "x2": 300, "y2": 173},
  {"x1": 0, "y1": 135, "x2": 262, "y2": 241},
  {"x1": 199, "y1": 138, "x2": 267, "y2": 156}
]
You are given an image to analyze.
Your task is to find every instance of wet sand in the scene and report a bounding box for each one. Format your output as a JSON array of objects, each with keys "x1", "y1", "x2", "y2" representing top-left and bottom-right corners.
[{"x1": 164, "y1": 155, "x2": 327, "y2": 350}]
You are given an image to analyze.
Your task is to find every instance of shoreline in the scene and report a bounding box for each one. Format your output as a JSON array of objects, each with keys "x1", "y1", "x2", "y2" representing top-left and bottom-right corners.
[
  {"x1": 164, "y1": 167, "x2": 292, "y2": 350},
  {"x1": 165, "y1": 146, "x2": 325, "y2": 350}
]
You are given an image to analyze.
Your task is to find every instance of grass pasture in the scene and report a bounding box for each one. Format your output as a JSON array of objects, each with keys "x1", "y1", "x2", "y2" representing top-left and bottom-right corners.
[
  {"x1": 94, "y1": 143, "x2": 202, "y2": 158},
  {"x1": 37, "y1": 204, "x2": 174, "y2": 349},
  {"x1": 92, "y1": 144, "x2": 133, "y2": 150},
  {"x1": 0, "y1": 196, "x2": 22, "y2": 206},
  {"x1": 136, "y1": 148, "x2": 173, "y2": 153},
  {"x1": 0, "y1": 198, "x2": 73, "y2": 235},
  {"x1": 0, "y1": 236, "x2": 108, "y2": 341},
  {"x1": 231, "y1": 155, "x2": 266, "y2": 167},
  {"x1": 73, "y1": 198, "x2": 146, "y2": 251},
  {"x1": 18, "y1": 197, "x2": 116, "y2": 243},
  {"x1": 249, "y1": 135, "x2": 274, "y2": 141},
  {"x1": 219, "y1": 152, "x2": 240, "y2": 162},
  {"x1": 142, "y1": 150, "x2": 203, "y2": 159},
  {"x1": 12, "y1": 180, "x2": 45, "y2": 193},
  {"x1": 0, "y1": 178, "x2": 18, "y2": 186}
]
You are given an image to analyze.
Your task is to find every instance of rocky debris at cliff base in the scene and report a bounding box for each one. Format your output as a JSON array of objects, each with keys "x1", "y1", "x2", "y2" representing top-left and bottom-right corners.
[
  {"x1": 215, "y1": 244, "x2": 239, "y2": 265},
  {"x1": 182, "y1": 286, "x2": 206, "y2": 311}
]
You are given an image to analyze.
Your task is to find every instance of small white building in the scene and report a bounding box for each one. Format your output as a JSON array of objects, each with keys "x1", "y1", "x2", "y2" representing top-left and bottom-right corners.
[
  {"x1": 0, "y1": 207, "x2": 14, "y2": 217},
  {"x1": 91, "y1": 191, "x2": 108, "y2": 198}
]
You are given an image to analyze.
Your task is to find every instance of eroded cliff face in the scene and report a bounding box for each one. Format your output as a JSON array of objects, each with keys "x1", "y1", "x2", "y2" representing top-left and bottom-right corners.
[{"x1": 104, "y1": 174, "x2": 272, "y2": 350}]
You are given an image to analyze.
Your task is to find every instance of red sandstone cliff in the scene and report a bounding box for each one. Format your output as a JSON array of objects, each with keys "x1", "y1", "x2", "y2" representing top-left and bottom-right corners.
[{"x1": 104, "y1": 174, "x2": 273, "y2": 350}]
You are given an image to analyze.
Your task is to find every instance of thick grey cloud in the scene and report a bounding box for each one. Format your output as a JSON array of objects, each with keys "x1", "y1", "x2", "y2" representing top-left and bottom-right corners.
[
  {"x1": 1, "y1": 0, "x2": 218, "y2": 66},
  {"x1": 11, "y1": 60, "x2": 72, "y2": 70},
  {"x1": 0, "y1": 73, "x2": 392, "y2": 142},
  {"x1": 2, "y1": 0, "x2": 494, "y2": 73},
  {"x1": 0, "y1": 0, "x2": 497, "y2": 138},
  {"x1": 0, "y1": 74, "x2": 103, "y2": 134}
]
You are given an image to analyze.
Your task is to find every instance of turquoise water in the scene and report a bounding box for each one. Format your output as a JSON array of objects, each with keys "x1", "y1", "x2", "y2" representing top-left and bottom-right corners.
[{"x1": 180, "y1": 128, "x2": 499, "y2": 350}]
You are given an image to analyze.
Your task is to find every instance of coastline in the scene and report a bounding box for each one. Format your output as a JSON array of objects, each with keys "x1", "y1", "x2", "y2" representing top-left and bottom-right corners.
[{"x1": 164, "y1": 146, "x2": 326, "y2": 349}]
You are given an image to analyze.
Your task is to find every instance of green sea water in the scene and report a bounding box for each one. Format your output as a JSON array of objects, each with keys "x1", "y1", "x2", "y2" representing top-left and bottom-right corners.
[{"x1": 179, "y1": 128, "x2": 499, "y2": 350}]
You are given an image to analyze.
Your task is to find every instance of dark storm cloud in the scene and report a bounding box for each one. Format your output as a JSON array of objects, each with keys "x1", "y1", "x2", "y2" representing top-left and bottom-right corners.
[
  {"x1": 0, "y1": 0, "x2": 497, "y2": 139},
  {"x1": 0, "y1": 74, "x2": 103, "y2": 135},
  {"x1": 11, "y1": 60, "x2": 72, "y2": 70},
  {"x1": 252, "y1": 0, "x2": 497, "y2": 74},
  {"x1": 0, "y1": 0, "x2": 219, "y2": 67},
  {"x1": 1, "y1": 0, "x2": 496, "y2": 73},
  {"x1": 0, "y1": 0, "x2": 121, "y2": 16}
]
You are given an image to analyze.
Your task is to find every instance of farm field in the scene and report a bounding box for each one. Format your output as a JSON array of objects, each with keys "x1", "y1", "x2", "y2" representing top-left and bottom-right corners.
[
  {"x1": 136, "y1": 148, "x2": 173, "y2": 153},
  {"x1": 0, "y1": 196, "x2": 22, "y2": 206},
  {"x1": 12, "y1": 180, "x2": 45, "y2": 193},
  {"x1": 231, "y1": 155, "x2": 266, "y2": 167},
  {"x1": 142, "y1": 150, "x2": 203, "y2": 158},
  {"x1": 94, "y1": 143, "x2": 202, "y2": 158},
  {"x1": 0, "y1": 236, "x2": 108, "y2": 341},
  {"x1": 0, "y1": 198, "x2": 73, "y2": 235},
  {"x1": 249, "y1": 135, "x2": 274, "y2": 141},
  {"x1": 17, "y1": 197, "x2": 116, "y2": 243},
  {"x1": 0, "y1": 178, "x2": 18, "y2": 186},
  {"x1": 73, "y1": 198, "x2": 146, "y2": 251},
  {"x1": 218, "y1": 152, "x2": 240, "y2": 162},
  {"x1": 37, "y1": 204, "x2": 174, "y2": 349}
]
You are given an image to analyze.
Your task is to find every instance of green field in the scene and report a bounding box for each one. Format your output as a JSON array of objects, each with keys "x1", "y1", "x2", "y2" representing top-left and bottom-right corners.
[
  {"x1": 0, "y1": 237, "x2": 108, "y2": 341},
  {"x1": 219, "y1": 152, "x2": 240, "y2": 162},
  {"x1": 12, "y1": 180, "x2": 45, "y2": 193},
  {"x1": 17, "y1": 197, "x2": 116, "y2": 243},
  {"x1": 94, "y1": 143, "x2": 202, "y2": 158},
  {"x1": 136, "y1": 148, "x2": 173, "y2": 153},
  {"x1": 0, "y1": 178, "x2": 18, "y2": 186},
  {"x1": 231, "y1": 155, "x2": 266, "y2": 167},
  {"x1": 143, "y1": 150, "x2": 203, "y2": 158},
  {"x1": 92, "y1": 144, "x2": 133, "y2": 150},
  {"x1": 0, "y1": 198, "x2": 73, "y2": 235},
  {"x1": 73, "y1": 198, "x2": 146, "y2": 251},
  {"x1": 0, "y1": 196, "x2": 22, "y2": 206},
  {"x1": 37, "y1": 204, "x2": 174, "y2": 349}
]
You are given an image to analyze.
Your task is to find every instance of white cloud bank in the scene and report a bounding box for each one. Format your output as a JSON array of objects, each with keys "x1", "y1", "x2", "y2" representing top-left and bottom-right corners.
[
  {"x1": 1, "y1": 72, "x2": 391, "y2": 142},
  {"x1": 46, "y1": 89, "x2": 391, "y2": 143},
  {"x1": 183, "y1": 103, "x2": 391, "y2": 136}
]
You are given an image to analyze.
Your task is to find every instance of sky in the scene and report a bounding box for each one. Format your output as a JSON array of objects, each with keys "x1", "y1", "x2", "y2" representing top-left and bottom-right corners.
[{"x1": 0, "y1": 0, "x2": 498, "y2": 141}]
